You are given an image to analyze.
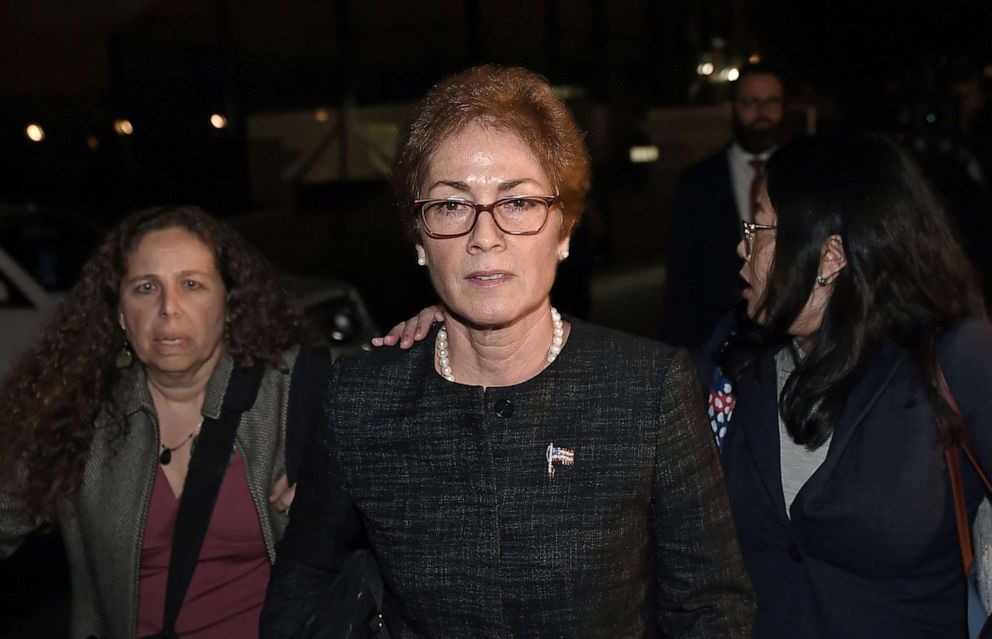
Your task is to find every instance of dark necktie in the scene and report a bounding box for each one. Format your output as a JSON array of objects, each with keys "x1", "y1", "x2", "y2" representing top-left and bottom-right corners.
[{"x1": 748, "y1": 157, "x2": 765, "y2": 220}]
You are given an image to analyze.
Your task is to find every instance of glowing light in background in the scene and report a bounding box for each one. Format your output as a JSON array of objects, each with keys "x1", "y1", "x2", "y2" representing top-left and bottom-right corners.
[
  {"x1": 25, "y1": 124, "x2": 45, "y2": 142},
  {"x1": 697, "y1": 62, "x2": 714, "y2": 76},
  {"x1": 726, "y1": 67, "x2": 740, "y2": 82},
  {"x1": 314, "y1": 108, "x2": 330, "y2": 123},
  {"x1": 629, "y1": 145, "x2": 659, "y2": 163},
  {"x1": 210, "y1": 113, "x2": 228, "y2": 129},
  {"x1": 114, "y1": 119, "x2": 134, "y2": 135}
]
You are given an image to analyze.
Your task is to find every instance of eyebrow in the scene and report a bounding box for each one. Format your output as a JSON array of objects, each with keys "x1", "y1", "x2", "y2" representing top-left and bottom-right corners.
[
  {"x1": 124, "y1": 270, "x2": 211, "y2": 284},
  {"x1": 425, "y1": 178, "x2": 543, "y2": 196},
  {"x1": 497, "y1": 179, "x2": 539, "y2": 192}
]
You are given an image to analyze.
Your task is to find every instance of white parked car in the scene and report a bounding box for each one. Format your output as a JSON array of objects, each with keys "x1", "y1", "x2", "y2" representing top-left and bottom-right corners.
[
  {"x1": 279, "y1": 272, "x2": 378, "y2": 358},
  {"x1": 0, "y1": 245, "x2": 61, "y2": 374},
  {"x1": 0, "y1": 205, "x2": 100, "y2": 376}
]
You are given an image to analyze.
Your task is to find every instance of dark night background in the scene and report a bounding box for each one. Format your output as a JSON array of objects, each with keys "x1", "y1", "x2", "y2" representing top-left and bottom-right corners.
[{"x1": 2, "y1": 1, "x2": 992, "y2": 634}]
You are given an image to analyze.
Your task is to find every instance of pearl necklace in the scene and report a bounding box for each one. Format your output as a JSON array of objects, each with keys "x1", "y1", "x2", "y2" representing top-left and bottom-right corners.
[{"x1": 435, "y1": 307, "x2": 564, "y2": 383}]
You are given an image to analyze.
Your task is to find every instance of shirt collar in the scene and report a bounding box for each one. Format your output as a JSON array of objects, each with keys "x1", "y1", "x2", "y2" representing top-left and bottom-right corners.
[{"x1": 729, "y1": 142, "x2": 774, "y2": 165}]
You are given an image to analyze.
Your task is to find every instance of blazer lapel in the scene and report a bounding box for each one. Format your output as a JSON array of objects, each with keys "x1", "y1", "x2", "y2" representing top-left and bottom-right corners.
[
  {"x1": 796, "y1": 341, "x2": 905, "y2": 503},
  {"x1": 735, "y1": 350, "x2": 788, "y2": 517}
]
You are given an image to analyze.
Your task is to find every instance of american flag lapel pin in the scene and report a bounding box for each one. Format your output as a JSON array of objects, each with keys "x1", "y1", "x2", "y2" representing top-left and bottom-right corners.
[{"x1": 546, "y1": 442, "x2": 575, "y2": 478}]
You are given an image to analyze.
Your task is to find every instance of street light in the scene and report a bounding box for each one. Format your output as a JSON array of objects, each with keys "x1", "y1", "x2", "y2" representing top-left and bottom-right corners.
[
  {"x1": 25, "y1": 124, "x2": 45, "y2": 142},
  {"x1": 114, "y1": 119, "x2": 134, "y2": 136}
]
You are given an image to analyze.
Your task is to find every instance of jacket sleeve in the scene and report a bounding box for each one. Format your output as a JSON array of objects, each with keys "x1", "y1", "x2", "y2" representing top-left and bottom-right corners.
[
  {"x1": 0, "y1": 464, "x2": 38, "y2": 559},
  {"x1": 285, "y1": 346, "x2": 334, "y2": 485},
  {"x1": 651, "y1": 349, "x2": 755, "y2": 638},
  {"x1": 260, "y1": 363, "x2": 367, "y2": 638}
]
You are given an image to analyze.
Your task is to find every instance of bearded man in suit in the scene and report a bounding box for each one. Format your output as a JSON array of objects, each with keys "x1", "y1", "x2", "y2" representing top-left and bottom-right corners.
[{"x1": 660, "y1": 62, "x2": 785, "y2": 348}]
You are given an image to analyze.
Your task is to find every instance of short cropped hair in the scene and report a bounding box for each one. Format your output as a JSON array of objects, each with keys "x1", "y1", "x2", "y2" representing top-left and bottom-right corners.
[
  {"x1": 730, "y1": 61, "x2": 784, "y2": 99},
  {"x1": 393, "y1": 65, "x2": 591, "y2": 241}
]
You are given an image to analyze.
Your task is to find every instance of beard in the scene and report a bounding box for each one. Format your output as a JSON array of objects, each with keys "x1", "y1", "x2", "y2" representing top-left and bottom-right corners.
[{"x1": 732, "y1": 113, "x2": 782, "y2": 154}]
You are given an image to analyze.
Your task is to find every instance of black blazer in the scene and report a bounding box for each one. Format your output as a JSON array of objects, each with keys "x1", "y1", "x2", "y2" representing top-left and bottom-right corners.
[
  {"x1": 660, "y1": 148, "x2": 744, "y2": 349},
  {"x1": 263, "y1": 319, "x2": 755, "y2": 638},
  {"x1": 695, "y1": 316, "x2": 992, "y2": 638}
]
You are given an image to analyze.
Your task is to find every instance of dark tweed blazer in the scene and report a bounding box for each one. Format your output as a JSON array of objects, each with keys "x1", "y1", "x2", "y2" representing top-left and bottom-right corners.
[{"x1": 263, "y1": 319, "x2": 754, "y2": 638}]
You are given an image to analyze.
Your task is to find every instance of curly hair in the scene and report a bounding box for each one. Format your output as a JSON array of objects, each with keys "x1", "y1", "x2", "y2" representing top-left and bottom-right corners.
[
  {"x1": 393, "y1": 64, "x2": 591, "y2": 242},
  {"x1": 0, "y1": 205, "x2": 312, "y2": 526}
]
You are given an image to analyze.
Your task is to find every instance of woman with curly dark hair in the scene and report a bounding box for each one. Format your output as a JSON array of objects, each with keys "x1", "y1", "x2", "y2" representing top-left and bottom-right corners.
[{"x1": 0, "y1": 205, "x2": 326, "y2": 638}]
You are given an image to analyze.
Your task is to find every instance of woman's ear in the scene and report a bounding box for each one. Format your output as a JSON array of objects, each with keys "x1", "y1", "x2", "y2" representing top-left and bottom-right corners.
[
  {"x1": 818, "y1": 234, "x2": 847, "y2": 282},
  {"x1": 557, "y1": 235, "x2": 571, "y2": 262}
]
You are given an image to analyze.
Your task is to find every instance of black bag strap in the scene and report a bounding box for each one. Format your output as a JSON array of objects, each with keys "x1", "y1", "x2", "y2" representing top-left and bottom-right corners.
[
  {"x1": 286, "y1": 346, "x2": 333, "y2": 484},
  {"x1": 159, "y1": 364, "x2": 265, "y2": 637}
]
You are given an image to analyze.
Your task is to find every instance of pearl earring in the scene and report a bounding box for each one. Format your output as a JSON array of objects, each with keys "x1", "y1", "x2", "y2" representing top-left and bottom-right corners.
[
  {"x1": 417, "y1": 256, "x2": 426, "y2": 267},
  {"x1": 558, "y1": 250, "x2": 569, "y2": 261},
  {"x1": 816, "y1": 275, "x2": 828, "y2": 286}
]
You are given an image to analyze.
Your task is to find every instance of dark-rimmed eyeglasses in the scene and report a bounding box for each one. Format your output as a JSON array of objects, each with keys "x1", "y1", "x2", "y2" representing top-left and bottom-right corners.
[
  {"x1": 741, "y1": 219, "x2": 777, "y2": 259},
  {"x1": 414, "y1": 195, "x2": 557, "y2": 239}
]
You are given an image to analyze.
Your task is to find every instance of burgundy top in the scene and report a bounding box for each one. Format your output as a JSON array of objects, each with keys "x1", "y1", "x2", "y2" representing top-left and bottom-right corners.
[{"x1": 137, "y1": 447, "x2": 271, "y2": 638}]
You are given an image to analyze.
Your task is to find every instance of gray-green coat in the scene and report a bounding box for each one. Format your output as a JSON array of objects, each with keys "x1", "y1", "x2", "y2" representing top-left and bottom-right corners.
[{"x1": 0, "y1": 352, "x2": 296, "y2": 639}]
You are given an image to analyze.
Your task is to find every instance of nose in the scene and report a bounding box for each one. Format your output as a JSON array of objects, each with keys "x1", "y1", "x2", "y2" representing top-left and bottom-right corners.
[
  {"x1": 158, "y1": 284, "x2": 182, "y2": 317},
  {"x1": 468, "y1": 210, "x2": 505, "y2": 253},
  {"x1": 736, "y1": 237, "x2": 748, "y2": 260}
]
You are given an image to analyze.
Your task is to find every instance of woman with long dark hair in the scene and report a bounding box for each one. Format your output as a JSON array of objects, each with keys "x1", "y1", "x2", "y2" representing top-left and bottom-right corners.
[
  {"x1": 0, "y1": 205, "x2": 323, "y2": 638},
  {"x1": 695, "y1": 133, "x2": 991, "y2": 637}
]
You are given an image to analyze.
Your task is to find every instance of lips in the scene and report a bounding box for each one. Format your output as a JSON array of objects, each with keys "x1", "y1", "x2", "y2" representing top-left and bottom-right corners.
[
  {"x1": 739, "y1": 272, "x2": 752, "y2": 298},
  {"x1": 466, "y1": 271, "x2": 512, "y2": 285},
  {"x1": 154, "y1": 335, "x2": 187, "y2": 347}
]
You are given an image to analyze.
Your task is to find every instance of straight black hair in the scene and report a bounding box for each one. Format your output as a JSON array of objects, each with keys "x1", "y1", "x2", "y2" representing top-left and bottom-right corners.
[{"x1": 718, "y1": 133, "x2": 984, "y2": 448}]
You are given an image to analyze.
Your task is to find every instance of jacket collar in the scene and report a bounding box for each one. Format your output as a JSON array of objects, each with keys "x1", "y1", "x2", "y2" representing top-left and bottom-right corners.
[
  {"x1": 109, "y1": 355, "x2": 234, "y2": 424},
  {"x1": 735, "y1": 348, "x2": 787, "y2": 518},
  {"x1": 734, "y1": 339, "x2": 906, "y2": 521},
  {"x1": 796, "y1": 340, "x2": 905, "y2": 506}
]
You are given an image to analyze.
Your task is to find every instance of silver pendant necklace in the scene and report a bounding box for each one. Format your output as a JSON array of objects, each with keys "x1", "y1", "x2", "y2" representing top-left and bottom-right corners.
[{"x1": 159, "y1": 418, "x2": 204, "y2": 465}]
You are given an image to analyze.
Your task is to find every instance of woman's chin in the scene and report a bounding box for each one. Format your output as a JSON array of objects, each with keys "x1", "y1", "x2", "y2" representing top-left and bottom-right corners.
[
  {"x1": 744, "y1": 302, "x2": 764, "y2": 325},
  {"x1": 447, "y1": 302, "x2": 545, "y2": 332}
]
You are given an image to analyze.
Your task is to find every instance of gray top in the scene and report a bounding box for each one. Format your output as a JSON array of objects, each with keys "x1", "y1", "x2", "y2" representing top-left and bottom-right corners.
[
  {"x1": 975, "y1": 499, "x2": 992, "y2": 612},
  {"x1": 775, "y1": 344, "x2": 830, "y2": 517}
]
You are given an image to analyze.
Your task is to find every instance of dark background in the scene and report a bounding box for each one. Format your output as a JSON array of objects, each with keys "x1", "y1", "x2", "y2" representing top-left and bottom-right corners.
[
  {"x1": 2, "y1": 1, "x2": 992, "y2": 634},
  {"x1": 3, "y1": 1, "x2": 992, "y2": 326}
]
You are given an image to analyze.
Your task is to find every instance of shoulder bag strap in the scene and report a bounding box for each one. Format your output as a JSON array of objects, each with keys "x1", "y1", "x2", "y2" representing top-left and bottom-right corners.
[
  {"x1": 159, "y1": 364, "x2": 265, "y2": 637},
  {"x1": 936, "y1": 365, "x2": 992, "y2": 571}
]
